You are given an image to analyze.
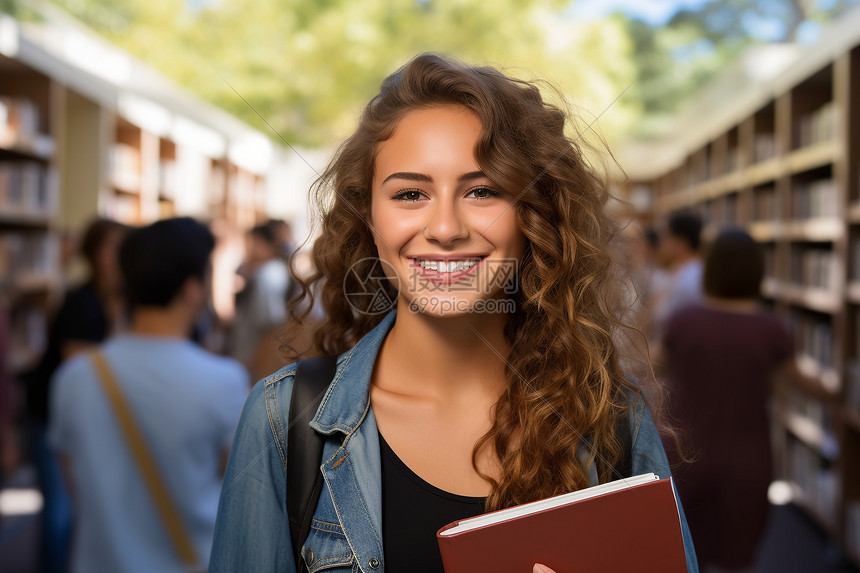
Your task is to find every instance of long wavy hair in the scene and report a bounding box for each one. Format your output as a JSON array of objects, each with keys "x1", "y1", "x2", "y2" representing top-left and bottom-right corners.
[{"x1": 285, "y1": 53, "x2": 645, "y2": 511}]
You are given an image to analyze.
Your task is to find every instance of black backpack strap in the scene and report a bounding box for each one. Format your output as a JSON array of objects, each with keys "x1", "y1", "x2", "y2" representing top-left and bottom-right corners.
[
  {"x1": 614, "y1": 406, "x2": 633, "y2": 479},
  {"x1": 287, "y1": 355, "x2": 338, "y2": 570},
  {"x1": 597, "y1": 400, "x2": 634, "y2": 481}
]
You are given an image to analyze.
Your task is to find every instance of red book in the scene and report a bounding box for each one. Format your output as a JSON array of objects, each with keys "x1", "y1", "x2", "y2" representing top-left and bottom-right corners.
[{"x1": 436, "y1": 473, "x2": 688, "y2": 573}]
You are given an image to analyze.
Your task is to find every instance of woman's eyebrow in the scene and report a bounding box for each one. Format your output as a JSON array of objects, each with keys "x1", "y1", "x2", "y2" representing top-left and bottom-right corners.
[
  {"x1": 457, "y1": 170, "x2": 487, "y2": 183},
  {"x1": 382, "y1": 171, "x2": 433, "y2": 184},
  {"x1": 381, "y1": 170, "x2": 488, "y2": 185}
]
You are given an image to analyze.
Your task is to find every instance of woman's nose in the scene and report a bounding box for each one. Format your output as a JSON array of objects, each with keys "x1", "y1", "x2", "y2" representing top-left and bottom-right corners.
[{"x1": 422, "y1": 200, "x2": 469, "y2": 245}]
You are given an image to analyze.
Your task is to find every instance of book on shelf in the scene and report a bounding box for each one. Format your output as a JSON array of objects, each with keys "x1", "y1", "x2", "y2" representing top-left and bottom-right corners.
[
  {"x1": 110, "y1": 143, "x2": 142, "y2": 191},
  {"x1": 0, "y1": 97, "x2": 37, "y2": 146},
  {"x1": 787, "y1": 312, "x2": 833, "y2": 370},
  {"x1": 726, "y1": 145, "x2": 741, "y2": 171},
  {"x1": 436, "y1": 473, "x2": 687, "y2": 573},
  {"x1": 159, "y1": 159, "x2": 177, "y2": 199},
  {"x1": 797, "y1": 102, "x2": 838, "y2": 148},
  {"x1": 783, "y1": 387, "x2": 839, "y2": 456},
  {"x1": 8, "y1": 303, "x2": 48, "y2": 371},
  {"x1": 852, "y1": 237, "x2": 860, "y2": 282},
  {"x1": 104, "y1": 192, "x2": 141, "y2": 224},
  {"x1": 0, "y1": 162, "x2": 57, "y2": 216},
  {"x1": 847, "y1": 360, "x2": 860, "y2": 416},
  {"x1": 723, "y1": 194, "x2": 739, "y2": 225},
  {"x1": 784, "y1": 439, "x2": 840, "y2": 529},
  {"x1": 0, "y1": 232, "x2": 58, "y2": 286},
  {"x1": 207, "y1": 163, "x2": 227, "y2": 204},
  {"x1": 763, "y1": 247, "x2": 776, "y2": 279},
  {"x1": 847, "y1": 501, "x2": 860, "y2": 559},
  {"x1": 754, "y1": 133, "x2": 776, "y2": 162},
  {"x1": 792, "y1": 179, "x2": 837, "y2": 219},
  {"x1": 0, "y1": 97, "x2": 53, "y2": 157},
  {"x1": 753, "y1": 187, "x2": 777, "y2": 221},
  {"x1": 789, "y1": 247, "x2": 839, "y2": 290}
]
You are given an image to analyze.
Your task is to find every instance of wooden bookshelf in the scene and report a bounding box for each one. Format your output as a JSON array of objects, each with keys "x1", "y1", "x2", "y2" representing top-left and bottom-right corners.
[
  {"x1": 636, "y1": 37, "x2": 860, "y2": 564},
  {"x1": 1, "y1": 9, "x2": 287, "y2": 380},
  {"x1": 0, "y1": 54, "x2": 61, "y2": 375}
]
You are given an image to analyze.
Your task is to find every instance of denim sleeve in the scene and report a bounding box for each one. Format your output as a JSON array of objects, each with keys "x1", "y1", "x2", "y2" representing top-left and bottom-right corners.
[
  {"x1": 210, "y1": 376, "x2": 295, "y2": 572},
  {"x1": 631, "y1": 398, "x2": 700, "y2": 573}
]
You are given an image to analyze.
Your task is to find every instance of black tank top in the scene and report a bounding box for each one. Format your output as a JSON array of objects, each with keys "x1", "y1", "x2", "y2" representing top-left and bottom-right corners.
[{"x1": 379, "y1": 431, "x2": 486, "y2": 572}]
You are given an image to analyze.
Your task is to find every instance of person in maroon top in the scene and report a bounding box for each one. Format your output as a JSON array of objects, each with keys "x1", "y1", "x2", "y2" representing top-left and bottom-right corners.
[{"x1": 661, "y1": 228, "x2": 827, "y2": 573}]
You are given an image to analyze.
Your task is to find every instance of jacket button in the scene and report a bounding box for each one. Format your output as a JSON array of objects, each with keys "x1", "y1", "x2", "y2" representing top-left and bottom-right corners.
[{"x1": 368, "y1": 557, "x2": 380, "y2": 569}]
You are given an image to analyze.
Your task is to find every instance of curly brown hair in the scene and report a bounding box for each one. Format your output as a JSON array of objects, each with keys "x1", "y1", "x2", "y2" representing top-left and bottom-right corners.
[{"x1": 285, "y1": 53, "x2": 644, "y2": 511}]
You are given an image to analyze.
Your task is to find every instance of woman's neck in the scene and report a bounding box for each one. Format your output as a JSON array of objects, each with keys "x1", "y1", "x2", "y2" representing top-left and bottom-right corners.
[{"x1": 375, "y1": 298, "x2": 511, "y2": 400}]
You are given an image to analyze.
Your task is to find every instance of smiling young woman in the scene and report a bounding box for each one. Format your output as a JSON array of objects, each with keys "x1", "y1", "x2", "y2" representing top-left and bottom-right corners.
[{"x1": 210, "y1": 54, "x2": 699, "y2": 573}]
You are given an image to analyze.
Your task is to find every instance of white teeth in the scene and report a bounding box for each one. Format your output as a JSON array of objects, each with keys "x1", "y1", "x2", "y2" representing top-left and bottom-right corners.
[{"x1": 416, "y1": 258, "x2": 480, "y2": 273}]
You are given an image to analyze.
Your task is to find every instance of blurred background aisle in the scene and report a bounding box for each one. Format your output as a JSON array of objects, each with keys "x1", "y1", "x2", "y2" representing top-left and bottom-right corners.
[{"x1": 3, "y1": 0, "x2": 860, "y2": 572}]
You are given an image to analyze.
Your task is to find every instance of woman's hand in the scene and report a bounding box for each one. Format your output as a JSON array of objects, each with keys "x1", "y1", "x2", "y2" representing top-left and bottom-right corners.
[{"x1": 533, "y1": 564, "x2": 556, "y2": 573}]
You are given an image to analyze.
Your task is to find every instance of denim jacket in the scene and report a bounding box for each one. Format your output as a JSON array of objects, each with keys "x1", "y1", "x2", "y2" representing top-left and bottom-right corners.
[{"x1": 211, "y1": 310, "x2": 699, "y2": 572}]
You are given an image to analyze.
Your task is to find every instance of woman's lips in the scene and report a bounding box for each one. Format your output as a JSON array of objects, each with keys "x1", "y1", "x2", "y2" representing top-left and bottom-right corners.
[{"x1": 408, "y1": 256, "x2": 487, "y2": 285}]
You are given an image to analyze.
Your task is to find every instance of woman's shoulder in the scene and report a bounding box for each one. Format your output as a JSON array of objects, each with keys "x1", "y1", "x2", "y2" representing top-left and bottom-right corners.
[
  {"x1": 248, "y1": 361, "x2": 299, "y2": 414},
  {"x1": 242, "y1": 364, "x2": 299, "y2": 436}
]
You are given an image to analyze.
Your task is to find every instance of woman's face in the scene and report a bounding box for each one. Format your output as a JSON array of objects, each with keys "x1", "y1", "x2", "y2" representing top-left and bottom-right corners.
[{"x1": 370, "y1": 105, "x2": 526, "y2": 318}]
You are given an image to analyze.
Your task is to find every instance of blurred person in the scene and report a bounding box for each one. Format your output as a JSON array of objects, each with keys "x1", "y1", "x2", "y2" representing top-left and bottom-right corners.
[
  {"x1": 660, "y1": 228, "x2": 828, "y2": 573},
  {"x1": 652, "y1": 211, "x2": 703, "y2": 337},
  {"x1": 21, "y1": 217, "x2": 129, "y2": 573},
  {"x1": 622, "y1": 226, "x2": 670, "y2": 330},
  {"x1": 211, "y1": 54, "x2": 698, "y2": 573},
  {"x1": 48, "y1": 217, "x2": 248, "y2": 573},
  {"x1": 229, "y1": 219, "x2": 293, "y2": 379},
  {"x1": 643, "y1": 227, "x2": 671, "y2": 305}
]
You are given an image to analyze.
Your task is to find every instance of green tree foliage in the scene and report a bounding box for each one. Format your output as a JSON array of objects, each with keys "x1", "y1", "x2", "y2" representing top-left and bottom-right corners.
[
  {"x1": 40, "y1": 0, "x2": 637, "y2": 147},
  {"x1": 623, "y1": 0, "x2": 860, "y2": 133}
]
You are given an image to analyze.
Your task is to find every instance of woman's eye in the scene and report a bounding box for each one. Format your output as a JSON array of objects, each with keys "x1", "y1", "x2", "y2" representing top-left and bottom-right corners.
[
  {"x1": 466, "y1": 186, "x2": 501, "y2": 200},
  {"x1": 392, "y1": 190, "x2": 424, "y2": 202}
]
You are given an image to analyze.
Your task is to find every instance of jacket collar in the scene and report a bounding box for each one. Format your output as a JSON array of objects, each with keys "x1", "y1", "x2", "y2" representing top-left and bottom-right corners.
[{"x1": 310, "y1": 309, "x2": 397, "y2": 436}]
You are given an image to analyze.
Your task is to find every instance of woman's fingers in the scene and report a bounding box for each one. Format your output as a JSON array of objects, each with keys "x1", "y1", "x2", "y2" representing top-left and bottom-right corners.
[{"x1": 533, "y1": 564, "x2": 556, "y2": 573}]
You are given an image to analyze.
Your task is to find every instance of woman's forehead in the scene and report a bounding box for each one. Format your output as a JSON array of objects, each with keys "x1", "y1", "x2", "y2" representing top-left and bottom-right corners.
[{"x1": 373, "y1": 106, "x2": 483, "y2": 183}]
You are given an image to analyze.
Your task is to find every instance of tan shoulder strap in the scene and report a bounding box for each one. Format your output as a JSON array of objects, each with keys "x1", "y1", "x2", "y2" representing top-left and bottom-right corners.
[{"x1": 92, "y1": 351, "x2": 199, "y2": 568}]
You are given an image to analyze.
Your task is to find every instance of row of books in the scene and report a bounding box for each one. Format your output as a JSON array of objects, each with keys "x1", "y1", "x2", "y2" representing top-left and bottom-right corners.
[
  {"x1": 848, "y1": 500, "x2": 860, "y2": 560},
  {"x1": 110, "y1": 143, "x2": 141, "y2": 191},
  {"x1": 725, "y1": 145, "x2": 741, "y2": 173},
  {"x1": 0, "y1": 97, "x2": 52, "y2": 156},
  {"x1": 0, "y1": 232, "x2": 58, "y2": 285},
  {"x1": 791, "y1": 178, "x2": 838, "y2": 219},
  {"x1": 796, "y1": 102, "x2": 837, "y2": 149},
  {"x1": 104, "y1": 192, "x2": 140, "y2": 224},
  {"x1": 754, "y1": 132, "x2": 777, "y2": 163},
  {"x1": 697, "y1": 197, "x2": 739, "y2": 227},
  {"x1": 0, "y1": 162, "x2": 57, "y2": 217},
  {"x1": 846, "y1": 360, "x2": 860, "y2": 417},
  {"x1": 753, "y1": 187, "x2": 778, "y2": 221},
  {"x1": 8, "y1": 303, "x2": 47, "y2": 372},
  {"x1": 207, "y1": 163, "x2": 227, "y2": 204},
  {"x1": 785, "y1": 438, "x2": 840, "y2": 529},
  {"x1": 110, "y1": 146, "x2": 180, "y2": 197},
  {"x1": 788, "y1": 247, "x2": 840, "y2": 290},
  {"x1": 159, "y1": 159, "x2": 177, "y2": 199},
  {"x1": 850, "y1": 238, "x2": 860, "y2": 282},
  {"x1": 787, "y1": 313, "x2": 834, "y2": 370},
  {"x1": 762, "y1": 246, "x2": 776, "y2": 280},
  {"x1": 782, "y1": 387, "x2": 838, "y2": 453}
]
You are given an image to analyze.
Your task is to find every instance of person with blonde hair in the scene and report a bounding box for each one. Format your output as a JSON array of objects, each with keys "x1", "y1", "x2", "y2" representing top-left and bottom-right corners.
[{"x1": 211, "y1": 54, "x2": 698, "y2": 572}]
